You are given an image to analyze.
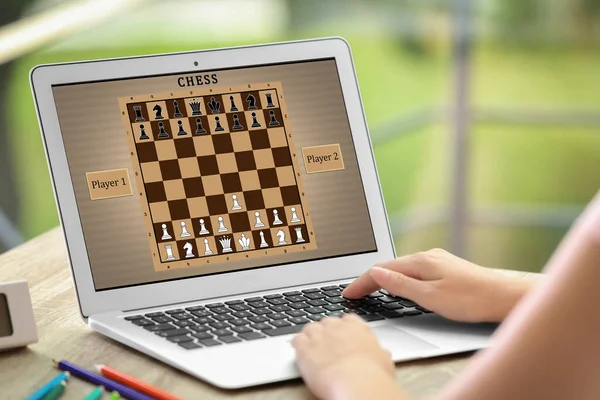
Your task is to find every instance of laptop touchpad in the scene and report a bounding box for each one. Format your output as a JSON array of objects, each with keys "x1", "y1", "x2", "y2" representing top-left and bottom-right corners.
[{"x1": 373, "y1": 326, "x2": 438, "y2": 359}]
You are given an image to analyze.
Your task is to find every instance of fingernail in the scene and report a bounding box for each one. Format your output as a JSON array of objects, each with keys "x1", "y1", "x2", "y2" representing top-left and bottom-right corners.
[{"x1": 371, "y1": 266, "x2": 390, "y2": 279}]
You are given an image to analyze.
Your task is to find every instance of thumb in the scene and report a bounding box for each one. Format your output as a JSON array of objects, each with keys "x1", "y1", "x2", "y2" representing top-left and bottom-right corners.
[{"x1": 370, "y1": 266, "x2": 429, "y2": 303}]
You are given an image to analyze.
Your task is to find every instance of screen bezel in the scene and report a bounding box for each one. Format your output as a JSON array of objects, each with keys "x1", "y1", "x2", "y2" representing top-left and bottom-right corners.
[{"x1": 30, "y1": 38, "x2": 395, "y2": 318}]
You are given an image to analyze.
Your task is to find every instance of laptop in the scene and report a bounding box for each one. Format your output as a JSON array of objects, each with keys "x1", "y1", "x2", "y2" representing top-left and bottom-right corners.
[{"x1": 30, "y1": 37, "x2": 494, "y2": 389}]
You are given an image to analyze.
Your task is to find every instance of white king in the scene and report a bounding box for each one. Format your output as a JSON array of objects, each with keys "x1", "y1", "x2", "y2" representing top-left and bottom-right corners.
[{"x1": 238, "y1": 233, "x2": 251, "y2": 250}]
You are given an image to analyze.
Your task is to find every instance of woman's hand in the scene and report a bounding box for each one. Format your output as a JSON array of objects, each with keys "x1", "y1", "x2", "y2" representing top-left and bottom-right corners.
[
  {"x1": 292, "y1": 315, "x2": 401, "y2": 400},
  {"x1": 343, "y1": 248, "x2": 535, "y2": 323}
]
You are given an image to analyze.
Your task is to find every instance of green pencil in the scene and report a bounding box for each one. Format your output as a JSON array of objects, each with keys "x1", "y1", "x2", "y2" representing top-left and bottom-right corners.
[
  {"x1": 83, "y1": 386, "x2": 104, "y2": 400},
  {"x1": 40, "y1": 381, "x2": 66, "y2": 400},
  {"x1": 109, "y1": 390, "x2": 121, "y2": 400}
]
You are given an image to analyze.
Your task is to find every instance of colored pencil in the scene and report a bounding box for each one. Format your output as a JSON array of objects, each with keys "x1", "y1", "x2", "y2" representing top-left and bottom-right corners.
[
  {"x1": 110, "y1": 391, "x2": 121, "y2": 400},
  {"x1": 26, "y1": 371, "x2": 70, "y2": 400},
  {"x1": 83, "y1": 386, "x2": 104, "y2": 400},
  {"x1": 40, "y1": 381, "x2": 66, "y2": 400},
  {"x1": 53, "y1": 359, "x2": 154, "y2": 400},
  {"x1": 96, "y1": 364, "x2": 182, "y2": 400}
]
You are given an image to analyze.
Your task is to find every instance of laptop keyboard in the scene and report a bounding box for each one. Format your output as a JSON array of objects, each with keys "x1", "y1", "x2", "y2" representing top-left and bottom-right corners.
[{"x1": 123, "y1": 284, "x2": 432, "y2": 350}]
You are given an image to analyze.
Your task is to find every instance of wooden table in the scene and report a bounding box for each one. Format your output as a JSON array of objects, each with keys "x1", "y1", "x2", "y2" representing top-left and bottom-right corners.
[{"x1": 0, "y1": 228, "x2": 539, "y2": 399}]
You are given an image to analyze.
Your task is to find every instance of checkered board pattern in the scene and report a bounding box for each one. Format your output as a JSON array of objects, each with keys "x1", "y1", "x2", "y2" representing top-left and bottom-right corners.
[{"x1": 119, "y1": 82, "x2": 316, "y2": 271}]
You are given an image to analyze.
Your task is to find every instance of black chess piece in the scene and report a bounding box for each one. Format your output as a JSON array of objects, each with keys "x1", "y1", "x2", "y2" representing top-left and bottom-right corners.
[
  {"x1": 207, "y1": 97, "x2": 221, "y2": 114},
  {"x1": 157, "y1": 122, "x2": 169, "y2": 138},
  {"x1": 134, "y1": 105, "x2": 145, "y2": 122},
  {"x1": 268, "y1": 110, "x2": 280, "y2": 127},
  {"x1": 189, "y1": 100, "x2": 202, "y2": 116},
  {"x1": 232, "y1": 114, "x2": 243, "y2": 130},
  {"x1": 265, "y1": 93, "x2": 275, "y2": 108},
  {"x1": 229, "y1": 95, "x2": 239, "y2": 112},
  {"x1": 214, "y1": 116, "x2": 225, "y2": 132},
  {"x1": 153, "y1": 104, "x2": 164, "y2": 119},
  {"x1": 251, "y1": 112, "x2": 261, "y2": 128},
  {"x1": 195, "y1": 118, "x2": 207, "y2": 134},
  {"x1": 246, "y1": 94, "x2": 257, "y2": 110},
  {"x1": 173, "y1": 100, "x2": 183, "y2": 118},
  {"x1": 176, "y1": 120, "x2": 188, "y2": 136},
  {"x1": 139, "y1": 124, "x2": 149, "y2": 140}
]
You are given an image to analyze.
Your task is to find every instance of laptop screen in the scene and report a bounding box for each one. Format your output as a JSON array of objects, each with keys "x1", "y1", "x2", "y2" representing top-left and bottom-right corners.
[{"x1": 51, "y1": 57, "x2": 377, "y2": 291}]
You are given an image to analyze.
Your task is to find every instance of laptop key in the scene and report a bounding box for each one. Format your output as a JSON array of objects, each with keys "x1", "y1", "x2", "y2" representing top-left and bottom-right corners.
[
  {"x1": 229, "y1": 318, "x2": 250, "y2": 326},
  {"x1": 213, "y1": 314, "x2": 235, "y2": 321},
  {"x1": 270, "y1": 305, "x2": 292, "y2": 313},
  {"x1": 167, "y1": 335, "x2": 193, "y2": 344},
  {"x1": 417, "y1": 306, "x2": 433, "y2": 313},
  {"x1": 229, "y1": 304, "x2": 251, "y2": 312},
  {"x1": 283, "y1": 291, "x2": 302, "y2": 296},
  {"x1": 266, "y1": 298, "x2": 288, "y2": 305},
  {"x1": 208, "y1": 322, "x2": 230, "y2": 330},
  {"x1": 400, "y1": 300, "x2": 418, "y2": 307},
  {"x1": 144, "y1": 323, "x2": 176, "y2": 332},
  {"x1": 307, "y1": 314, "x2": 326, "y2": 322},
  {"x1": 184, "y1": 305, "x2": 205, "y2": 312},
  {"x1": 307, "y1": 299, "x2": 328, "y2": 307},
  {"x1": 232, "y1": 311, "x2": 253, "y2": 318},
  {"x1": 339, "y1": 283, "x2": 350, "y2": 288},
  {"x1": 124, "y1": 315, "x2": 144, "y2": 321},
  {"x1": 270, "y1": 319, "x2": 292, "y2": 327},
  {"x1": 321, "y1": 285, "x2": 339, "y2": 291},
  {"x1": 173, "y1": 320, "x2": 196, "y2": 328},
  {"x1": 189, "y1": 324, "x2": 210, "y2": 332},
  {"x1": 205, "y1": 303, "x2": 225, "y2": 308},
  {"x1": 263, "y1": 324, "x2": 304, "y2": 337},
  {"x1": 250, "y1": 323, "x2": 273, "y2": 330},
  {"x1": 403, "y1": 310, "x2": 423, "y2": 316},
  {"x1": 212, "y1": 329, "x2": 234, "y2": 336},
  {"x1": 171, "y1": 313, "x2": 193, "y2": 320},
  {"x1": 269, "y1": 312, "x2": 287, "y2": 320},
  {"x1": 264, "y1": 294, "x2": 283, "y2": 299},
  {"x1": 178, "y1": 341, "x2": 202, "y2": 350},
  {"x1": 145, "y1": 312, "x2": 165, "y2": 318},
  {"x1": 151, "y1": 316, "x2": 174, "y2": 324},
  {"x1": 199, "y1": 339, "x2": 222, "y2": 347},
  {"x1": 247, "y1": 315, "x2": 269, "y2": 323},
  {"x1": 286, "y1": 295, "x2": 307, "y2": 303},
  {"x1": 191, "y1": 332, "x2": 214, "y2": 340},
  {"x1": 301, "y1": 288, "x2": 320, "y2": 293},
  {"x1": 289, "y1": 302, "x2": 310, "y2": 310},
  {"x1": 288, "y1": 317, "x2": 310, "y2": 325},
  {"x1": 326, "y1": 311, "x2": 345, "y2": 317},
  {"x1": 132, "y1": 319, "x2": 154, "y2": 327},
  {"x1": 323, "y1": 290, "x2": 342, "y2": 297},
  {"x1": 219, "y1": 335, "x2": 242, "y2": 344},
  {"x1": 165, "y1": 308, "x2": 185, "y2": 314},
  {"x1": 360, "y1": 314, "x2": 385, "y2": 322},
  {"x1": 285, "y1": 310, "x2": 306, "y2": 318},
  {"x1": 210, "y1": 307, "x2": 230, "y2": 314},
  {"x1": 303, "y1": 292, "x2": 326, "y2": 300},
  {"x1": 248, "y1": 301, "x2": 270, "y2": 309},
  {"x1": 192, "y1": 317, "x2": 214, "y2": 324},
  {"x1": 238, "y1": 332, "x2": 266, "y2": 341},
  {"x1": 342, "y1": 301, "x2": 361, "y2": 309},
  {"x1": 231, "y1": 326, "x2": 253, "y2": 334},
  {"x1": 379, "y1": 296, "x2": 399, "y2": 304},
  {"x1": 326, "y1": 297, "x2": 347, "y2": 304},
  {"x1": 367, "y1": 292, "x2": 383, "y2": 298},
  {"x1": 224, "y1": 299, "x2": 243, "y2": 305},
  {"x1": 382, "y1": 303, "x2": 404, "y2": 310},
  {"x1": 244, "y1": 297, "x2": 263, "y2": 302},
  {"x1": 190, "y1": 310, "x2": 212, "y2": 318},
  {"x1": 252, "y1": 308, "x2": 272, "y2": 315},
  {"x1": 155, "y1": 328, "x2": 190, "y2": 337},
  {"x1": 306, "y1": 307, "x2": 326, "y2": 314},
  {"x1": 323, "y1": 304, "x2": 344, "y2": 312},
  {"x1": 379, "y1": 311, "x2": 404, "y2": 319}
]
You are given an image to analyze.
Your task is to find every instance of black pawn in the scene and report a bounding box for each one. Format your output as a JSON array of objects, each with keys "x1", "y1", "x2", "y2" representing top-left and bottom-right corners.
[
  {"x1": 195, "y1": 118, "x2": 207, "y2": 135},
  {"x1": 176, "y1": 120, "x2": 188, "y2": 136},
  {"x1": 214, "y1": 116, "x2": 224, "y2": 132},
  {"x1": 157, "y1": 122, "x2": 169, "y2": 138},
  {"x1": 265, "y1": 93, "x2": 275, "y2": 108},
  {"x1": 173, "y1": 100, "x2": 183, "y2": 118},
  {"x1": 232, "y1": 114, "x2": 243, "y2": 130},
  {"x1": 268, "y1": 110, "x2": 280, "y2": 127},
  {"x1": 251, "y1": 112, "x2": 261, "y2": 128},
  {"x1": 246, "y1": 94, "x2": 257, "y2": 110},
  {"x1": 139, "y1": 124, "x2": 149, "y2": 140},
  {"x1": 229, "y1": 95, "x2": 239, "y2": 112},
  {"x1": 153, "y1": 104, "x2": 164, "y2": 119}
]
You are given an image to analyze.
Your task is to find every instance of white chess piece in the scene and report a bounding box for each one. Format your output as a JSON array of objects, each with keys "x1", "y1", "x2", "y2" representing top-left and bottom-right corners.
[
  {"x1": 231, "y1": 194, "x2": 242, "y2": 211},
  {"x1": 294, "y1": 227, "x2": 305, "y2": 243},
  {"x1": 180, "y1": 221, "x2": 191, "y2": 237},
  {"x1": 238, "y1": 233, "x2": 251, "y2": 250},
  {"x1": 219, "y1": 236, "x2": 233, "y2": 253},
  {"x1": 164, "y1": 244, "x2": 176, "y2": 261},
  {"x1": 161, "y1": 224, "x2": 172, "y2": 240},
  {"x1": 254, "y1": 211, "x2": 265, "y2": 228},
  {"x1": 276, "y1": 229, "x2": 287, "y2": 245},
  {"x1": 290, "y1": 207, "x2": 301, "y2": 223},
  {"x1": 272, "y1": 209, "x2": 283, "y2": 225},
  {"x1": 198, "y1": 219, "x2": 210, "y2": 235},
  {"x1": 259, "y1": 231, "x2": 269, "y2": 248},
  {"x1": 203, "y1": 238, "x2": 213, "y2": 255},
  {"x1": 217, "y1": 216, "x2": 228, "y2": 232},
  {"x1": 183, "y1": 242, "x2": 195, "y2": 258}
]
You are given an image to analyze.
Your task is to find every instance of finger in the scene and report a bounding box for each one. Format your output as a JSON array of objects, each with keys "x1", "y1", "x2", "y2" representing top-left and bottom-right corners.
[
  {"x1": 291, "y1": 333, "x2": 309, "y2": 349},
  {"x1": 370, "y1": 267, "x2": 431, "y2": 303},
  {"x1": 301, "y1": 322, "x2": 322, "y2": 338},
  {"x1": 343, "y1": 255, "x2": 423, "y2": 299}
]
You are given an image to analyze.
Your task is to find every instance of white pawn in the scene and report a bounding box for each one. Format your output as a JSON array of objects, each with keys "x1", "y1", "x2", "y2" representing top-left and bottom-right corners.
[
  {"x1": 276, "y1": 229, "x2": 287, "y2": 245},
  {"x1": 180, "y1": 221, "x2": 191, "y2": 237},
  {"x1": 217, "y1": 216, "x2": 228, "y2": 232},
  {"x1": 259, "y1": 231, "x2": 269, "y2": 248},
  {"x1": 272, "y1": 209, "x2": 283, "y2": 225},
  {"x1": 203, "y1": 238, "x2": 213, "y2": 255},
  {"x1": 198, "y1": 218, "x2": 209, "y2": 235},
  {"x1": 254, "y1": 211, "x2": 265, "y2": 228},
  {"x1": 238, "y1": 233, "x2": 251, "y2": 250},
  {"x1": 183, "y1": 242, "x2": 195, "y2": 258},
  {"x1": 231, "y1": 194, "x2": 242, "y2": 211},
  {"x1": 290, "y1": 207, "x2": 301, "y2": 223},
  {"x1": 161, "y1": 223, "x2": 172, "y2": 240}
]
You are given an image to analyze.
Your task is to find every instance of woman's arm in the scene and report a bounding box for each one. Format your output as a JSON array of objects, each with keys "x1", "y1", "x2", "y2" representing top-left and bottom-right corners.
[{"x1": 440, "y1": 190, "x2": 600, "y2": 400}]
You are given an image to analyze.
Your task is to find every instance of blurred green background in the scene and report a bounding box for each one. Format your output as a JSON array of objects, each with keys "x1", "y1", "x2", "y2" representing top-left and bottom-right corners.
[{"x1": 0, "y1": 0, "x2": 599, "y2": 272}]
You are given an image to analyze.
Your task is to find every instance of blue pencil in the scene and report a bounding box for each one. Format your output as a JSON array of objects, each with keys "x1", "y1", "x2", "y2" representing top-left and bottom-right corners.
[{"x1": 26, "y1": 371, "x2": 69, "y2": 400}]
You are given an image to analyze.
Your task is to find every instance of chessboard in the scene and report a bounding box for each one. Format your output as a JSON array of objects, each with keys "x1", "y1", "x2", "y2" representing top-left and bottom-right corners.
[{"x1": 118, "y1": 82, "x2": 316, "y2": 271}]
